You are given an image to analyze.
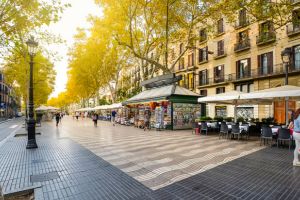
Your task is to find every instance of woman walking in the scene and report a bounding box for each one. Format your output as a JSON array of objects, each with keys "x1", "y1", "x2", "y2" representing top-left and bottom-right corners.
[
  {"x1": 92, "y1": 113, "x2": 98, "y2": 127},
  {"x1": 293, "y1": 108, "x2": 300, "y2": 166}
]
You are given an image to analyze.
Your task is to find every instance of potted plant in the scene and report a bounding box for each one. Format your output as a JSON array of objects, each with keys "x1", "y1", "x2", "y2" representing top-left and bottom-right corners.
[
  {"x1": 224, "y1": 117, "x2": 233, "y2": 122},
  {"x1": 237, "y1": 117, "x2": 245, "y2": 123},
  {"x1": 213, "y1": 116, "x2": 224, "y2": 122},
  {"x1": 199, "y1": 116, "x2": 212, "y2": 121}
]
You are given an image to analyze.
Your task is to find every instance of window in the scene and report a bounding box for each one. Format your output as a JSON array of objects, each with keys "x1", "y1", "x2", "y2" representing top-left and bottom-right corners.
[
  {"x1": 292, "y1": 10, "x2": 300, "y2": 28},
  {"x1": 293, "y1": 45, "x2": 300, "y2": 70},
  {"x1": 238, "y1": 8, "x2": 247, "y2": 26},
  {"x1": 236, "y1": 58, "x2": 251, "y2": 79},
  {"x1": 214, "y1": 65, "x2": 224, "y2": 83},
  {"x1": 198, "y1": 47, "x2": 208, "y2": 63},
  {"x1": 199, "y1": 29, "x2": 207, "y2": 42},
  {"x1": 200, "y1": 90, "x2": 207, "y2": 96},
  {"x1": 179, "y1": 43, "x2": 184, "y2": 54},
  {"x1": 199, "y1": 70, "x2": 208, "y2": 86},
  {"x1": 259, "y1": 21, "x2": 274, "y2": 37},
  {"x1": 217, "y1": 40, "x2": 224, "y2": 56},
  {"x1": 188, "y1": 53, "x2": 194, "y2": 67},
  {"x1": 235, "y1": 83, "x2": 254, "y2": 93},
  {"x1": 238, "y1": 30, "x2": 249, "y2": 43},
  {"x1": 215, "y1": 106, "x2": 227, "y2": 117},
  {"x1": 217, "y1": 18, "x2": 224, "y2": 34},
  {"x1": 187, "y1": 73, "x2": 194, "y2": 89},
  {"x1": 216, "y1": 87, "x2": 225, "y2": 94},
  {"x1": 258, "y1": 52, "x2": 273, "y2": 75},
  {"x1": 178, "y1": 57, "x2": 185, "y2": 70},
  {"x1": 235, "y1": 30, "x2": 250, "y2": 51}
]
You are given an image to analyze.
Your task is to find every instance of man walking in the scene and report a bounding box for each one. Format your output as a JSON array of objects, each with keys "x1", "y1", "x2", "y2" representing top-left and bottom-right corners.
[
  {"x1": 55, "y1": 112, "x2": 60, "y2": 127},
  {"x1": 111, "y1": 110, "x2": 116, "y2": 126}
]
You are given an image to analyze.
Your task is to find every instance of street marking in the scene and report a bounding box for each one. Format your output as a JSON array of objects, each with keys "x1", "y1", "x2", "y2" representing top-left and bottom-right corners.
[{"x1": 9, "y1": 125, "x2": 18, "y2": 129}]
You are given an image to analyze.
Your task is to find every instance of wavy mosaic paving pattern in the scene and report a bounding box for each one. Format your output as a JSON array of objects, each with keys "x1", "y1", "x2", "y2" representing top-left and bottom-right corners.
[{"x1": 58, "y1": 121, "x2": 265, "y2": 190}]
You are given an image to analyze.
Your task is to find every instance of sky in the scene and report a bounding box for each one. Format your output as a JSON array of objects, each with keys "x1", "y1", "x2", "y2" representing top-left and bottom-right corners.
[{"x1": 48, "y1": 0, "x2": 103, "y2": 98}]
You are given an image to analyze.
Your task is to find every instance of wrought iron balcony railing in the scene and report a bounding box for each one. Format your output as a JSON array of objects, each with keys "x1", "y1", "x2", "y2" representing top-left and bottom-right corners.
[
  {"x1": 287, "y1": 23, "x2": 300, "y2": 36},
  {"x1": 234, "y1": 39, "x2": 250, "y2": 52},
  {"x1": 256, "y1": 32, "x2": 276, "y2": 45}
]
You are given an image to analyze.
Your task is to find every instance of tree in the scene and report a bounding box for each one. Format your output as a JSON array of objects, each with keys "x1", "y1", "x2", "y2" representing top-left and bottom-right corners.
[
  {"x1": 0, "y1": 0, "x2": 69, "y2": 56},
  {"x1": 95, "y1": 0, "x2": 296, "y2": 78},
  {"x1": 3, "y1": 48, "x2": 56, "y2": 107}
]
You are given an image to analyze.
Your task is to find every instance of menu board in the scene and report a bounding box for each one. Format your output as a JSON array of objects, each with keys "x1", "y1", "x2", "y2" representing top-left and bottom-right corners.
[{"x1": 173, "y1": 103, "x2": 201, "y2": 130}]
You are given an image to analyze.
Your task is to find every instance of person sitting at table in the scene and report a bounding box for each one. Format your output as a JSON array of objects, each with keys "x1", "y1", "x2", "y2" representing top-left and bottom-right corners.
[{"x1": 293, "y1": 108, "x2": 300, "y2": 166}]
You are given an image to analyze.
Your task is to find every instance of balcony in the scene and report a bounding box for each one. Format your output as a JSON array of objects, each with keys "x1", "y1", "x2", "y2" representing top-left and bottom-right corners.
[
  {"x1": 256, "y1": 32, "x2": 276, "y2": 46},
  {"x1": 232, "y1": 64, "x2": 300, "y2": 82},
  {"x1": 197, "y1": 75, "x2": 233, "y2": 88},
  {"x1": 287, "y1": 23, "x2": 300, "y2": 36},
  {"x1": 214, "y1": 76, "x2": 225, "y2": 83},
  {"x1": 234, "y1": 19, "x2": 250, "y2": 29},
  {"x1": 199, "y1": 78, "x2": 208, "y2": 86},
  {"x1": 197, "y1": 64, "x2": 300, "y2": 87},
  {"x1": 236, "y1": 70, "x2": 251, "y2": 80},
  {"x1": 214, "y1": 50, "x2": 226, "y2": 59},
  {"x1": 234, "y1": 39, "x2": 250, "y2": 52}
]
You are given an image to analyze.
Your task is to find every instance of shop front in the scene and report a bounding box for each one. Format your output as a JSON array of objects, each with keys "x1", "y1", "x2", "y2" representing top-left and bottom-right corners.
[{"x1": 122, "y1": 84, "x2": 202, "y2": 130}]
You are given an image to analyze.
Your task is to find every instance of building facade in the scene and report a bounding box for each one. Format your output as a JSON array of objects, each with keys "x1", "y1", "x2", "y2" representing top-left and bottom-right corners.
[
  {"x1": 174, "y1": 2, "x2": 300, "y2": 123},
  {"x1": 0, "y1": 73, "x2": 20, "y2": 120}
]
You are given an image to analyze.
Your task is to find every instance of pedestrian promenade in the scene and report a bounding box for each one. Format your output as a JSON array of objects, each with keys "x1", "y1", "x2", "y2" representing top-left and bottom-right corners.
[{"x1": 0, "y1": 117, "x2": 299, "y2": 199}]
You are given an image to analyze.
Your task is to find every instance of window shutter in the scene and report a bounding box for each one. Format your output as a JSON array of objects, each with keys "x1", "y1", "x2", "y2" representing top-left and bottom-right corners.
[
  {"x1": 221, "y1": 40, "x2": 224, "y2": 51},
  {"x1": 236, "y1": 61, "x2": 240, "y2": 78},
  {"x1": 268, "y1": 52, "x2": 273, "y2": 73},
  {"x1": 199, "y1": 49, "x2": 202, "y2": 62},
  {"x1": 257, "y1": 55, "x2": 261, "y2": 75},
  {"x1": 221, "y1": 65, "x2": 224, "y2": 77},
  {"x1": 247, "y1": 58, "x2": 251, "y2": 75},
  {"x1": 206, "y1": 46, "x2": 208, "y2": 61},
  {"x1": 291, "y1": 46, "x2": 296, "y2": 69},
  {"x1": 192, "y1": 53, "x2": 194, "y2": 66}
]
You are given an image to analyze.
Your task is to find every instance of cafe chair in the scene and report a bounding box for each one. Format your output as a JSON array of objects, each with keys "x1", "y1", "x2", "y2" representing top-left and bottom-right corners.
[
  {"x1": 200, "y1": 122, "x2": 208, "y2": 136},
  {"x1": 219, "y1": 122, "x2": 229, "y2": 139},
  {"x1": 277, "y1": 128, "x2": 292, "y2": 150},
  {"x1": 230, "y1": 124, "x2": 241, "y2": 140},
  {"x1": 192, "y1": 122, "x2": 200, "y2": 135},
  {"x1": 260, "y1": 127, "x2": 273, "y2": 146}
]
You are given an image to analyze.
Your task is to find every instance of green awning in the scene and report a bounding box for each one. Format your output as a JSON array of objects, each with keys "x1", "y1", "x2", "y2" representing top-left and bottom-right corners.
[{"x1": 122, "y1": 84, "x2": 201, "y2": 105}]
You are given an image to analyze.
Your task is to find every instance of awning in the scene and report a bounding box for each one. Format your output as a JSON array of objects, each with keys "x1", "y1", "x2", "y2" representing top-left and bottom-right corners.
[
  {"x1": 93, "y1": 103, "x2": 123, "y2": 110},
  {"x1": 240, "y1": 85, "x2": 300, "y2": 100},
  {"x1": 122, "y1": 84, "x2": 200, "y2": 105},
  {"x1": 198, "y1": 91, "x2": 244, "y2": 104},
  {"x1": 36, "y1": 105, "x2": 59, "y2": 111}
]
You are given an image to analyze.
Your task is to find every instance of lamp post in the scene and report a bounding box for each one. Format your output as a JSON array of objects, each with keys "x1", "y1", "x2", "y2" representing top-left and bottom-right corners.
[
  {"x1": 26, "y1": 36, "x2": 38, "y2": 149},
  {"x1": 281, "y1": 47, "x2": 292, "y2": 126}
]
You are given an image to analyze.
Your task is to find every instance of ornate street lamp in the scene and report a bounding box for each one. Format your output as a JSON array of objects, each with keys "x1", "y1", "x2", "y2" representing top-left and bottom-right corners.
[
  {"x1": 26, "y1": 36, "x2": 38, "y2": 149},
  {"x1": 281, "y1": 47, "x2": 292, "y2": 126}
]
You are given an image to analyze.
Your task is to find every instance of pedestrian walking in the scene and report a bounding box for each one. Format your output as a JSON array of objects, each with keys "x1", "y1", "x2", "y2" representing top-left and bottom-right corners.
[
  {"x1": 92, "y1": 113, "x2": 98, "y2": 127},
  {"x1": 111, "y1": 110, "x2": 116, "y2": 126},
  {"x1": 55, "y1": 112, "x2": 60, "y2": 127},
  {"x1": 144, "y1": 109, "x2": 151, "y2": 131},
  {"x1": 293, "y1": 108, "x2": 300, "y2": 166},
  {"x1": 75, "y1": 112, "x2": 79, "y2": 120}
]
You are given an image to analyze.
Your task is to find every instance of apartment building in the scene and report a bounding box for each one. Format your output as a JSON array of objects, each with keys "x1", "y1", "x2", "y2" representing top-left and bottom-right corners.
[
  {"x1": 174, "y1": 1, "x2": 300, "y2": 123},
  {"x1": 0, "y1": 73, "x2": 20, "y2": 119}
]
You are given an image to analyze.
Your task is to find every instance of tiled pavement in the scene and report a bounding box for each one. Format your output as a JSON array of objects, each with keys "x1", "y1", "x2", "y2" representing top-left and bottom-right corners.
[{"x1": 0, "y1": 117, "x2": 300, "y2": 199}]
